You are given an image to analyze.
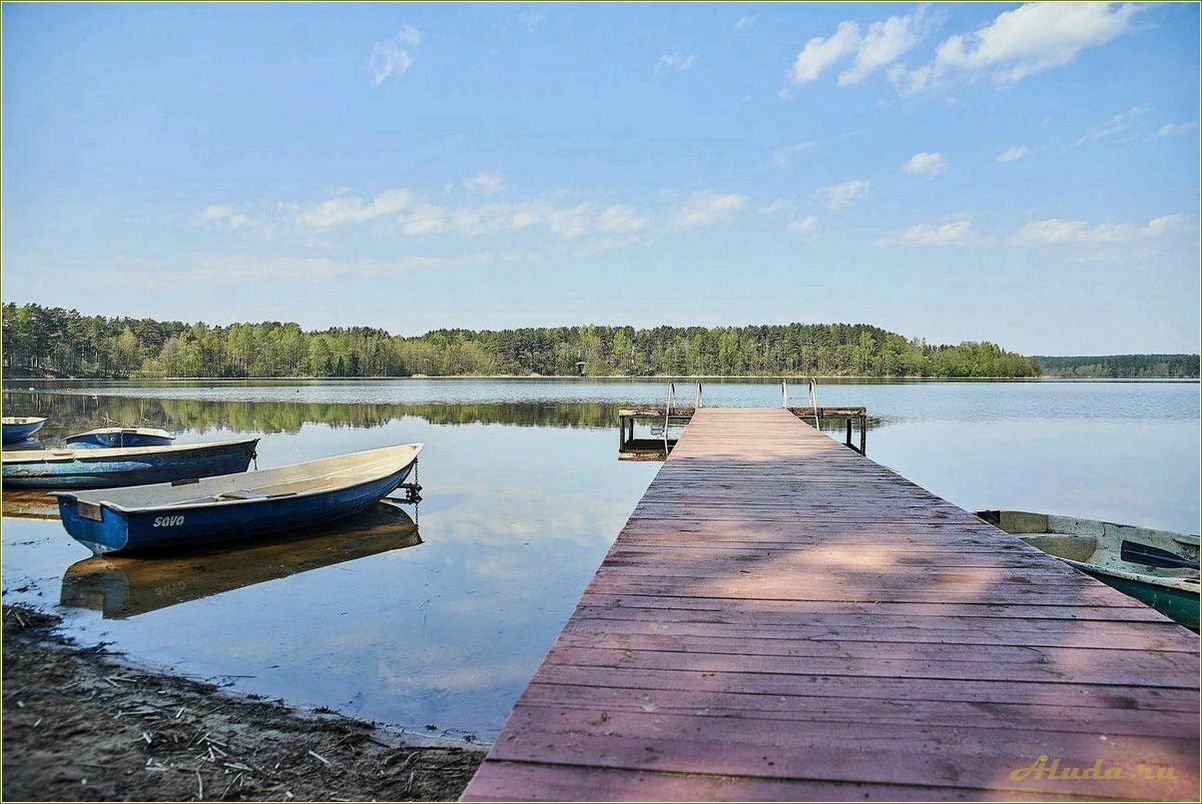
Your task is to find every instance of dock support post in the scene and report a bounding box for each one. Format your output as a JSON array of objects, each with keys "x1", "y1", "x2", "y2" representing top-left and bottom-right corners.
[
  {"x1": 859, "y1": 414, "x2": 867, "y2": 455},
  {"x1": 845, "y1": 418, "x2": 853, "y2": 448}
]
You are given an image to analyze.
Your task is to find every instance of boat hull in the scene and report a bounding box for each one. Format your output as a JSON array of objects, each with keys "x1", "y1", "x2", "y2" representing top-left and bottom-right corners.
[
  {"x1": 56, "y1": 459, "x2": 415, "y2": 555},
  {"x1": 3, "y1": 439, "x2": 258, "y2": 489},
  {"x1": 2, "y1": 418, "x2": 47, "y2": 444},
  {"x1": 1079, "y1": 565, "x2": 1199, "y2": 631}
]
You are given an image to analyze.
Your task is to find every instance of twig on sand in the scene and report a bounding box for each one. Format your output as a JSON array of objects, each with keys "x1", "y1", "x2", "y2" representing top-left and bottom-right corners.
[{"x1": 307, "y1": 749, "x2": 331, "y2": 766}]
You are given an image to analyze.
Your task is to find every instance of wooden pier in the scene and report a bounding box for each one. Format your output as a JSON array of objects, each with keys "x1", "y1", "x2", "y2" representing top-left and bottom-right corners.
[
  {"x1": 464, "y1": 408, "x2": 1199, "y2": 802},
  {"x1": 618, "y1": 404, "x2": 868, "y2": 460}
]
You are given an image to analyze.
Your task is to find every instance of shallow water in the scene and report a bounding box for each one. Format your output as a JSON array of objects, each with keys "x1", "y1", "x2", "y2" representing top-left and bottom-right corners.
[{"x1": 2, "y1": 379, "x2": 1198, "y2": 741}]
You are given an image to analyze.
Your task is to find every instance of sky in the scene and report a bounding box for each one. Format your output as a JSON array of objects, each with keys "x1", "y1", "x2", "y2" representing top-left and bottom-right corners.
[{"x1": 2, "y1": 1, "x2": 1198, "y2": 354}]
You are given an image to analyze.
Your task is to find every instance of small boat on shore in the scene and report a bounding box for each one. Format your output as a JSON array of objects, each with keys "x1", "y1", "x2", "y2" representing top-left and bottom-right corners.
[
  {"x1": 60, "y1": 501, "x2": 421, "y2": 618},
  {"x1": 53, "y1": 443, "x2": 422, "y2": 555},
  {"x1": 978, "y1": 509, "x2": 1199, "y2": 630},
  {"x1": 2, "y1": 416, "x2": 48, "y2": 444},
  {"x1": 2, "y1": 438, "x2": 259, "y2": 490},
  {"x1": 66, "y1": 427, "x2": 175, "y2": 448}
]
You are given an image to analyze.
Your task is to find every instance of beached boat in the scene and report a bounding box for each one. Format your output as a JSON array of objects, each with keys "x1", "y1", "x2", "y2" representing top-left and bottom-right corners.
[
  {"x1": 978, "y1": 510, "x2": 1199, "y2": 630},
  {"x1": 66, "y1": 427, "x2": 175, "y2": 448},
  {"x1": 53, "y1": 443, "x2": 422, "y2": 555},
  {"x1": 2, "y1": 416, "x2": 47, "y2": 444},
  {"x1": 60, "y1": 501, "x2": 421, "y2": 618},
  {"x1": 2, "y1": 438, "x2": 259, "y2": 490}
]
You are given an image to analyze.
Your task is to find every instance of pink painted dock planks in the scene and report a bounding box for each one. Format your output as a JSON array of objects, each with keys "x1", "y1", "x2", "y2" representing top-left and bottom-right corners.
[{"x1": 462, "y1": 408, "x2": 1199, "y2": 802}]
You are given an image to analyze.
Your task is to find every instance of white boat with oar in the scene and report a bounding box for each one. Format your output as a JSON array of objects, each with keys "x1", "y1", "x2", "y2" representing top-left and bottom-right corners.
[{"x1": 978, "y1": 510, "x2": 1199, "y2": 630}]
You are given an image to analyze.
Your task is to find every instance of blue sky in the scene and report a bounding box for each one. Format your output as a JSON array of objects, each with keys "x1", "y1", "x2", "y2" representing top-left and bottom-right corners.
[{"x1": 2, "y1": 2, "x2": 1198, "y2": 354}]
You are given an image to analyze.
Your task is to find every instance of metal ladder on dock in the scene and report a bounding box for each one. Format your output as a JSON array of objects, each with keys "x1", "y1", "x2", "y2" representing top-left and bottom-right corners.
[
  {"x1": 649, "y1": 382, "x2": 702, "y2": 450},
  {"x1": 782, "y1": 377, "x2": 821, "y2": 429}
]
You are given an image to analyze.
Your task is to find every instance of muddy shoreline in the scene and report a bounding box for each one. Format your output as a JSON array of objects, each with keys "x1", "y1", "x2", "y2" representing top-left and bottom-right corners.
[{"x1": 2, "y1": 604, "x2": 485, "y2": 801}]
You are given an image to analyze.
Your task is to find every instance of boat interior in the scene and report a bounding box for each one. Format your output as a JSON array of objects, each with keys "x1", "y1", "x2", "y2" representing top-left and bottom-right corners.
[{"x1": 981, "y1": 510, "x2": 1199, "y2": 582}]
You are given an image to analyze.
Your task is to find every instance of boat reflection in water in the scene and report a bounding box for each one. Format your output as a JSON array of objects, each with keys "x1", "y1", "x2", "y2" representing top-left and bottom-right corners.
[
  {"x1": 1, "y1": 490, "x2": 62, "y2": 520},
  {"x1": 60, "y1": 501, "x2": 420, "y2": 619}
]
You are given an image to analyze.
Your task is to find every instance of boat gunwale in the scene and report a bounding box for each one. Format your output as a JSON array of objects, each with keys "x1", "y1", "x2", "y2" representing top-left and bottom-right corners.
[
  {"x1": 51, "y1": 443, "x2": 423, "y2": 515},
  {"x1": 2, "y1": 436, "x2": 259, "y2": 464},
  {"x1": 1, "y1": 416, "x2": 49, "y2": 426}
]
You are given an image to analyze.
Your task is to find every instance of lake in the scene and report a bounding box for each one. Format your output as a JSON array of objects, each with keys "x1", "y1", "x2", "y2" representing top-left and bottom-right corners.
[{"x1": 2, "y1": 378, "x2": 1198, "y2": 742}]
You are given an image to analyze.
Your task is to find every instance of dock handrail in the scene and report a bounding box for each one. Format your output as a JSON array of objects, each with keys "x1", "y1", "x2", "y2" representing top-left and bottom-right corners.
[
  {"x1": 664, "y1": 382, "x2": 676, "y2": 451},
  {"x1": 807, "y1": 378, "x2": 820, "y2": 429}
]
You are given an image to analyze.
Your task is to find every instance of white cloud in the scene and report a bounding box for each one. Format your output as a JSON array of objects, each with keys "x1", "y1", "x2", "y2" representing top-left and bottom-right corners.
[
  {"x1": 997, "y1": 145, "x2": 1032, "y2": 162},
  {"x1": 896, "y1": 2, "x2": 1143, "y2": 94},
  {"x1": 295, "y1": 189, "x2": 413, "y2": 228},
  {"x1": 597, "y1": 205, "x2": 646, "y2": 234},
  {"x1": 770, "y1": 140, "x2": 818, "y2": 167},
  {"x1": 789, "y1": 215, "x2": 819, "y2": 236},
  {"x1": 735, "y1": 15, "x2": 758, "y2": 31},
  {"x1": 370, "y1": 25, "x2": 421, "y2": 86},
  {"x1": 901, "y1": 151, "x2": 946, "y2": 177},
  {"x1": 790, "y1": 7, "x2": 929, "y2": 88},
  {"x1": 759, "y1": 198, "x2": 800, "y2": 216},
  {"x1": 1075, "y1": 104, "x2": 1148, "y2": 146},
  {"x1": 547, "y1": 204, "x2": 595, "y2": 239},
  {"x1": 1011, "y1": 213, "x2": 1190, "y2": 245},
  {"x1": 879, "y1": 219, "x2": 978, "y2": 246},
  {"x1": 839, "y1": 9, "x2": 929, "y2": 86},
  {"x1": 942, "y1": 2, "x2": 1141, "y2": 83},
  {"x1": 816, "y1": 179, "x2": 870, "y2": 209},
  {"x1": 654, "y1": 52, "x2": 697, "y2": 74},
  {"x1": 671, "y1": 191, "x2": 748, "y2": 229},
  {"x1": 1154, "y1": 121, "x2": 1198, "y2": 138},
  {"x1": 194, "y1": 205, "x2": 251, "y2": 231},
  {"x1": 401, "y1": 204, "x2": 447, "y2": 235},
  {"x1": 790, "y1": 21, "x2": 862, "y2": 85},
  {"x1": 463, "y1": 172, "x2": 506, "y2": 194}
]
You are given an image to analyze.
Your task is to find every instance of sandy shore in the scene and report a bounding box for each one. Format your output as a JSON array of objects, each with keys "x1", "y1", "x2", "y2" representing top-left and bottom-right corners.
[{"x1": 2, "y1": 604, "x2": 485, "y2": 801}]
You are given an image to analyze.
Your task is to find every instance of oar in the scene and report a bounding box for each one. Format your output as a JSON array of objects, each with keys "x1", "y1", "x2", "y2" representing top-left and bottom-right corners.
[{"x1": 1120, "y1": 540, "x2": 1200, "y2": 571}]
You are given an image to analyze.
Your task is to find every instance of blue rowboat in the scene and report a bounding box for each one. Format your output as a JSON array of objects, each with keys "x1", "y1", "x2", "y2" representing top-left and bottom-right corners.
[
  {"x1": 60, "y1": 502, "x2": 421, "y2": 618},
  {"x1": 2, "y1": 437, "x2": 259, "y2": 490},
  {"x1": 2, "y1": 416, "x2": 47, "y2": 444},
  {"x1": 66, "y1": 427, "x2": 175, "y2": 448},
  {"x1": 53, "y1": 443, "x2": 422, "y2": 555}
]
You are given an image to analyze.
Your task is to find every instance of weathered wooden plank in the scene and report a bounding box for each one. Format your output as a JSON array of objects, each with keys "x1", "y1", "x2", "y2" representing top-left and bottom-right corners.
[
  {"x1": 460, "y1": 761, "x2": 1107, "y2": 802},
  {"x1": 576, "y1": 593, "x2": 1173, "y2": 621},
  {"x1": 485, "y1": 710, "x2": 1196, "y2": 799},
  {"x1": 533, "y1": 664, "x2": 1201, "y2": 712},
  {"x1": 542, "y1": 644, "x2": 1196, "y2": 687},
  {"x1": 463, "y1": 408, "x2": 1200, "y2": 802},
  {"x1": 564, "y1": 609, "x2": 1199, "y2": 651},
  {"x1": 518, "y1": 682, "x2": 1200, "y2": 737}
]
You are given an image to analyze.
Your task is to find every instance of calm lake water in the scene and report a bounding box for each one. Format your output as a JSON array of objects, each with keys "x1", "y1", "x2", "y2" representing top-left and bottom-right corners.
[{"x1": 2, "y1": 379, "x2": 1198, "y2": 742}]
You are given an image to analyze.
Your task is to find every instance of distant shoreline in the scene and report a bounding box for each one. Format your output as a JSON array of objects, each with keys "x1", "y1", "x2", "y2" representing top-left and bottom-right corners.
[{"x1": 5, "y1": 374, "x2": 1198, "y2": 383}]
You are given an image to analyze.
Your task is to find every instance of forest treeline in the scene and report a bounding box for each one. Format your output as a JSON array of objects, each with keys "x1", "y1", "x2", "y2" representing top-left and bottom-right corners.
[
  {"x1": 3, "y1": 302, "x2": 1043, "y2": 378},
  {"x1": 1036, "y1": 354, "x2": 1200, "y2": 379}
]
